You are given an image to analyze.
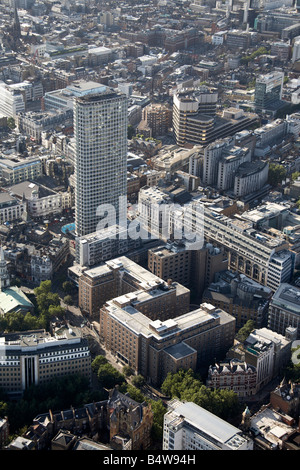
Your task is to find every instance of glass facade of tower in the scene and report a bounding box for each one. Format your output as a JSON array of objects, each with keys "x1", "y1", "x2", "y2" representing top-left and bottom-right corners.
[
  {"x1": 254, "y1": 73, "x2": 284, "y2": 111},
  {"x1": 74, "y1": 90, "x2": 128, "y2": 237}
]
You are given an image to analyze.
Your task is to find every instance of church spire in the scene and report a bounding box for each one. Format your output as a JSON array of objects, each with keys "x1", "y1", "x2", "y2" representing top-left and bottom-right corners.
[{"x1": 11, "y1": 0, "x2": 21, "y2": 48}]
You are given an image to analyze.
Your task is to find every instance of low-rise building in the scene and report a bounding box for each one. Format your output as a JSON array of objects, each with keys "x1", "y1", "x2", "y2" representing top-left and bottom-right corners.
[
  {"x1": 202, "y1": 271, "x2": 273, "y2": 330},
  {"x1": 0, "y1": 155, "x2": 43, "y2": 186},
  {"x1": 0, "y1": 327, "x2": 91, "y2": 399},
  {"x1": 248, "y1": 405, "x2": 296, "y2": 450},
  {"x1": 0, "y1": 192, "x2": 26, "y2": 223},
  {"x1": 206, "y1": 359, "x2": 257, "y2": 398},
  {"x1": 20, "y1": 388, "x2": 152, "y2": 451},
  {"x1": 268, "y1": 283, "x2": 300, "y2": 338},
  {"x1": 163, "y1": 399, "x2": 253, "y2": 450},
  {"x1": 228, "y1": 328, "x2": 292, "y2": 391},
  {"x1": 30, "y1": 237, "x2": 69, "y2": 285},
  {"x1": 17, "y1": 109, "x2": 73, "y2": 143},
  {"x1": 270, "y1": 377, "x2": 300, "y2": 418},
  {"x1": 8, "y1": 181, "x2": 73, "y2": 218}
]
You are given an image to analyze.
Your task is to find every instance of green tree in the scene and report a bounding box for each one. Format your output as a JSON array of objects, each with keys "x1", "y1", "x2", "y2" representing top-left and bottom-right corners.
[
  {"x1": 0, "y1": 401, "x2": 9, "y2": 418},
  {"x1": 91, "y1": 355, "x2": 108, "y2": 373},
  {"x1": 48, "y1": 305, "x2": 65, "y2": 318},
  {"x1": 34, "y1": 281, "x2": 61, "y2": 328},
  {"x1": 131, "y1": 374, "x2": 145, "y2": 389},
  {"x1": 63, "y1": 295, "x2": 73, "y2": 306},
  {"x1": 5, "y1": 311, "x2": 25, "y2": 332},
  {"x1": 235, "y1": 320, "x2": 254, "y2": 343},
  {"x1": 4, "y1": 374, "x2": 102, "y2": 434},
  {"x1": 161, "y1": 368, "x2": 202, "y2": 398},
  {"x1": 161, "y1": 369, "x2": 241, "y2": 422},
  {"x1": 268, "y1": 163, "x2": 286, "y2": 187},
  {"x1": 123, "y1": 365, "x2": 134, "y2": 377},
  {"x1": 23, "y1": 312, "x2": 40, "y2": 330},
  {"x1": 125, "y1": 384, "x2": 146, "y2": 403},
  {"x1": 62, "y1": 281, "x2": 73, "y2": 293},
  {"x1": 291, "y1": 171, "x2": 300, "y2": 182},
  {"x1": 149, "y1": 399, "x2": 167, "y2": 442},
  {"x1": 97, "y1": 363, "x2": 126, "y2": 389},
  {"x1": 7, "y1": 117, "x2": 15, "y2": 129}
]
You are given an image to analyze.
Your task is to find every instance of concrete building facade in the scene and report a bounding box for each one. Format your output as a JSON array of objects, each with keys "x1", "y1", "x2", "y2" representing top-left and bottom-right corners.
[
  {"x1": 163, "y1": 399, "x2": 253, "y2": 450},
  {"x1": 74, "y1": 88, "x2": 128, "y2": 237},
  {"x1": 268, "y1": 283, "x2": 300, "y2": 338},
  {"x1": 0, "y1": 327, "x2": 91, "y2": 399}
]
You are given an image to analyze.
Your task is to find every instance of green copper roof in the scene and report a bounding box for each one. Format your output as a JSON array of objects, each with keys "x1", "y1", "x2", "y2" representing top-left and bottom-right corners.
[{"x1": 0, "y1": 287, "x2": 33, "y2": 314}]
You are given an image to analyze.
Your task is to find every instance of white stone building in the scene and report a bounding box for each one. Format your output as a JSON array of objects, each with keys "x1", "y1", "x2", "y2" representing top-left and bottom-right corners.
[{"x1": 163, "y1": 399, "x2": 253, "y2": 450}]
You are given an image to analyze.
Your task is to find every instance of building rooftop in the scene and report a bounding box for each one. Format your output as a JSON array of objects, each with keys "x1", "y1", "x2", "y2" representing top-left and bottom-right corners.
[
  {"x1": 9, "y1": 181, "x2": 56, "y2": 199},
  {"x1": 164, "y1": 342, "x2": 196, "y2": 360},
  {"x1": 0, "y1": 155, "x2": 41, "y2": 169},
  {"x1": 0, "y1": 286, "x2": 33, "y2": 314},
  {"x1": 0, "y1": 326, "x2": 83, "y2": 350},
  {"x1": 105, "y1": 300, "x2": 228, "y2": 340},
  {"x1": 169, "y1": 401, "x2": 247, "y2": 449},
  {"x1": 250, "y1": 407, "x2": 293, "y2": 448},
  {"x1": 271, "y1": 283, "x2": 300, "y2": 314}
]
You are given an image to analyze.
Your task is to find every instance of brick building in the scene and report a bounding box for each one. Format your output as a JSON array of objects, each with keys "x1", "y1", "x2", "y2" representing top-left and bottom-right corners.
[
  {"x1": 78, "y1": 256, "x2": 190, "y2": 319},
  {"x1": 206, "y1": 359, "x2": 257, "y2": 398},
  {"x1": 270, "y1": 377, "x2": 300, "y2": 418},
  {"x1": 99, "y1": 300, "x2": 236, "y2": 385}
]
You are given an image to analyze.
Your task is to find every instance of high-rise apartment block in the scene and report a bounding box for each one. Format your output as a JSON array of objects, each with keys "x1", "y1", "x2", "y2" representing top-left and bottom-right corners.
[
  {"x1": 172, "y1": 86, "x2": 217, "y2": 146},
  {"x1": 138, "y1": 103, "x2": 172, "y2": 138},
  {"x1": 74, "y1": 87, "x2": 128, "y2": 237},
  {"x1": 202, "y1": 137, "x2": 252, "y2": 188},
  {"x1": 233, "y1": 161, "x2": 269, "y2": 198},
  {"x1": 163, "y1": 399, "x2": 253, "y2": 450},
  {"x1": 75, "y1": 224, "x2": 143, "y2": 267}
]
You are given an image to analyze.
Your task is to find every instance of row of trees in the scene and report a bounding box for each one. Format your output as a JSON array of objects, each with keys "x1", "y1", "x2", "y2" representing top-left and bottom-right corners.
[
  {"x1": 0, "y1": 281, "x2": 65, "y2": 333},
  {"x1": 268, "y1": 163, "x2": 287, "y2": 188},
  {"x1": 91, "y1": 356, "x2": 166, "y2": 443},
  {"x1": 267, "y1": 165, "x2": 300, "y2": 189},
  {"x1": 161, "y1": 368, "x2": 242, "y2": 422},
  {"x1": 240, "y1": 46, "x2": 269, "y2": 65},
  {"x1": 90, "y1": 356, "x2": 243, "y2": 441},
  {"x1": 33, "y1": 280, "x2": 65, "y2": 330},
  {"x1": 0, "y1": 374, "x2": 103, "y2": 436}
]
